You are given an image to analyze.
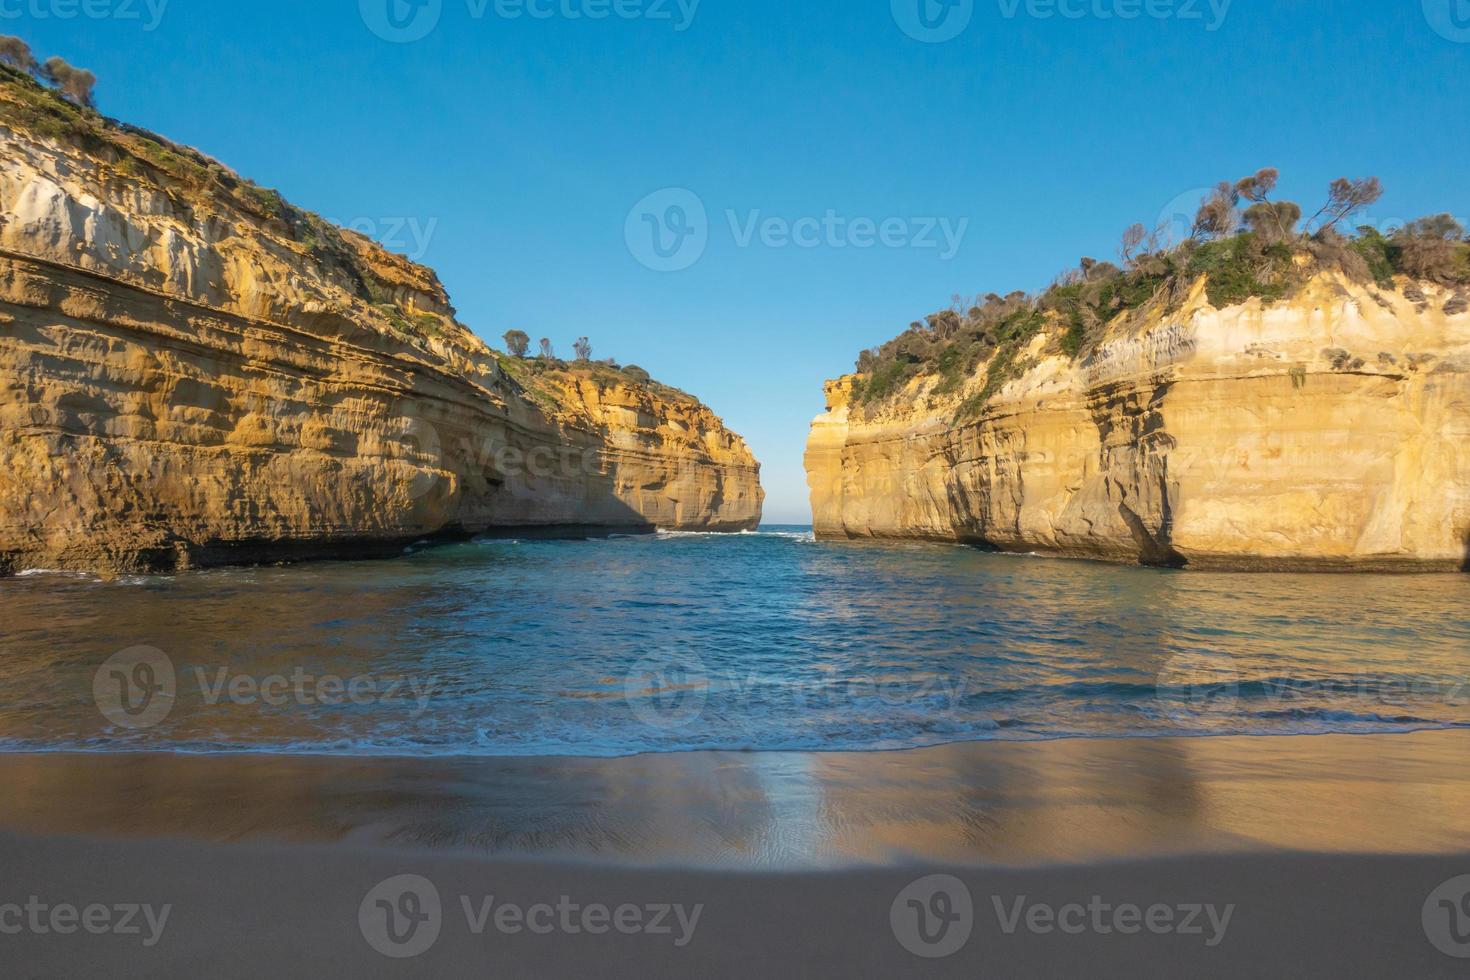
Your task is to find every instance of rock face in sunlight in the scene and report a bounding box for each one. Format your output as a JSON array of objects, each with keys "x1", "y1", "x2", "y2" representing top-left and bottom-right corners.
[
  {"x1": 807, "y1": 274, "x2": 1470, "y2": 571},
  {"x1": 0, "y1": 73, "x2": 762, "y2": 577}
]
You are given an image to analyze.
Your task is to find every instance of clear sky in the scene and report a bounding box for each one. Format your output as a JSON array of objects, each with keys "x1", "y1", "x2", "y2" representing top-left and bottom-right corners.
[{"x1": 9, "y1": 0, "x2": 1469, "y2": 522}]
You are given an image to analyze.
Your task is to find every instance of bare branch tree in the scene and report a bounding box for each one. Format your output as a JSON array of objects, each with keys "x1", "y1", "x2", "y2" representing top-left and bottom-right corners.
[
  {"x1": 1192, "y1": 181, "x2": 1240, "y2": 240},
  {"x1": 1119, "y1": 223, "x2": 1165, "y2": 266},
  {"x1": 1120, "y1": 223, "x2": 1147, "y2": 264},
  {"x1": 1307, "y1": 176, "x2": 1384, "y2": 232}
]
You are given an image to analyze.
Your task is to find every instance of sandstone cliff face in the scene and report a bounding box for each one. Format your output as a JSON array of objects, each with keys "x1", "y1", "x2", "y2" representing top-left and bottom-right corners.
[
  {"x1": 808, "y1": 274, "x2": 1470, "y2": 571},
  {"x1": 0, "y1": 79, "x2": 761, "y2": 577}
]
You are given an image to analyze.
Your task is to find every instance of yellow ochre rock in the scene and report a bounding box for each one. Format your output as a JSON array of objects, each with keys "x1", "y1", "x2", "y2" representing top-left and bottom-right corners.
[
  {"x1": 807, "y1": 273, "x2": 1470, "y2": 571},
  {"x1": 0, "y1": 74, "x2": 761, "y2": 576}
]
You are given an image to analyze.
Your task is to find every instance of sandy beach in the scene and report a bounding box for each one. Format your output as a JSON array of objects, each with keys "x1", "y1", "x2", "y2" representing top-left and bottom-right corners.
[{"x1": 3, "y1": 731, "x2": 1470, "y2": 977}]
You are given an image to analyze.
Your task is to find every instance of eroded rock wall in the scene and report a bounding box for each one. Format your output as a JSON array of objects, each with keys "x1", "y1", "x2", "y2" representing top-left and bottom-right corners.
[
  {"x1": 808, "y1": 275, "x2": 1470, "y2": 571},
  {"x1": 0, "y1": 92, "x2": 761, "y2": 576}
]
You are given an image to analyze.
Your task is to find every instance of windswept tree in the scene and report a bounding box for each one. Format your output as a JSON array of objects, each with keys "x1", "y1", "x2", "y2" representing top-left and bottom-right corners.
[
  {"x1": 1234, "y1": 167, "x2": 1280, "y2": 204},
  {"x1": 1307, "y1": 176, "x2": 1383, "y2": 232},
  {"x1": 1394, "y1": 214, "x2": 1468, "y2": 281},
  {"x1": 0, "y1": 35, "x2": 37, "y2": 74},
  {"x1": 41, "y1": 56, "x2": 96, "y2": 108},
  {"x1": 1193, "y1": 181, "x2": 1240, "y2": 241},
  {"x1": 1119, "y1": 223, "x2": 1163, "y2": 266},
  {"x1": 502, "y1": 329, "x2": 530, "y2": 357},
  {"x1": 1401, "y1": 214, "x2": 1466, "y2": 240},
  {"x1": 538, "y1": 337, "x2": 554, "y2": 359},
  {"x1": 572, "y1": 337, "x2": 592, "y2": 362},
  {"x1": 1243, "y1": 200, "x2": 1302, "y2": 244}
]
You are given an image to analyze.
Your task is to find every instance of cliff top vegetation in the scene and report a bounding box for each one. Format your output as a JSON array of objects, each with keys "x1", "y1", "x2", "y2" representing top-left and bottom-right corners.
[
  {"x1": 496, "y1": 329, "x2": 696, "y2": 407},
  {"x1": 849, "y1": 168, "x2": 1469, "y2": 417},
  {"x1": 0, "y1": 42, "x2": 690, "y2": 410},
  {"x1": 0, "y1": 45, "x2": 464, "y2": 351}
]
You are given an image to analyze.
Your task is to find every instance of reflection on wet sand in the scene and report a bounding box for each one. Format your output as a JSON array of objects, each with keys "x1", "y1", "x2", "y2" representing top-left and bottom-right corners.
[{"x1": 2, "y1": 730, "x2": 1469, "y2": 866}]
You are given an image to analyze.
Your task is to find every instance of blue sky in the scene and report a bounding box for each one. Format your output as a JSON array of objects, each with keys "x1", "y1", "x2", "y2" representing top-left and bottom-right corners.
[{"x1": 9, "y1": 0, "x2": 1469, "y2": 522}]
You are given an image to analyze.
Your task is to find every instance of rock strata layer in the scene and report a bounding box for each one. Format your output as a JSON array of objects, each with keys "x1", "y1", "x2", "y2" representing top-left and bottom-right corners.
[
  {"x1": 808, "y1": 274, "x2": 1469, "y2": 571},
  {"x1": 0, "y1": 78, "x2": 761, "y2": 576}
]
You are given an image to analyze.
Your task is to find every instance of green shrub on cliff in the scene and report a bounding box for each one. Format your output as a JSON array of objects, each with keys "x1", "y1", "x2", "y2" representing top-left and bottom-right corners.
[
  {"x1": 1185, "y1": 235, "x2": 1297, "y2": 308},
  {"x1": 847, "y1": 168, "x2": 1468, "y2": 421}
]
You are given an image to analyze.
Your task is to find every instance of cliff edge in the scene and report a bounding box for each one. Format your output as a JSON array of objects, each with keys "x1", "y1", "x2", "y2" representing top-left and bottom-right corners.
[
  {"x1": 0, "y1": 67, "x2": 762, "y2": 576},
  {"x1": 809, "y1": 232, "x2": 1469, "y2": 571}
]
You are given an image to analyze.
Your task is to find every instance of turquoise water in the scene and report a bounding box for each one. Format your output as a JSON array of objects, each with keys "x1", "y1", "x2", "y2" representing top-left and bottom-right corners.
[{"x1": 0, "y1": 527, "x2": 1467, "y2": 757}]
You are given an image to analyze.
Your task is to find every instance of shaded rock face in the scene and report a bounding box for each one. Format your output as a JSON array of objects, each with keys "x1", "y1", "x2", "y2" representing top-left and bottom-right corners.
[
  {"x1": 0, "y1": 109, "x2": 761, "y2": 577},
  {"x1": 807, "y1": 276, "x2": 1470, "y2": 571}
]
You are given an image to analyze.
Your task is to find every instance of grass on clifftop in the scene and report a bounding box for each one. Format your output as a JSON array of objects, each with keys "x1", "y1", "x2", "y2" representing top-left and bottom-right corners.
[
  {"x1": 847, "y1": 168, "x2": 1469, "y2": 421},
  {"x1": 497, "y1": 355, "x2": 698, "y2": 412},
  {"x1": 0, "y1": 63, "x2": 455, "y2": 347}
]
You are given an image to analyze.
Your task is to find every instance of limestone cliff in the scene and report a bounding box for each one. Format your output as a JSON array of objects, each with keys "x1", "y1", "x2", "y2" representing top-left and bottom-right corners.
[
  {"x1": 0, "y1": 70, "x2": 761, "y2": 576},
  {"x1": 808, "y1": 272, "x2": 1470, "y2": 571}
]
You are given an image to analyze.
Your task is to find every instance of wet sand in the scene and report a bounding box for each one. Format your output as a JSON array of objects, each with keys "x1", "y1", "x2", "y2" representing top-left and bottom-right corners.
[
  {"x1": 1, "y1": 730, "x2": 1469, "y2": 865},
  {"x1": 2, "y1": 732, "x2": 1470, "y2": 977}
]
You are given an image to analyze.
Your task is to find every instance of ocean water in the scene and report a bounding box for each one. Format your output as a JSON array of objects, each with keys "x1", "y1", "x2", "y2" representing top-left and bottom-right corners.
[{"x1": 0, "y1": 527, "x2": 1467, "y2": 758}]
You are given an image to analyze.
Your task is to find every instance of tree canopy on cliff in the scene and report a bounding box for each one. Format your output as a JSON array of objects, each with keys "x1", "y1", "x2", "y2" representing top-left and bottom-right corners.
[
  {"x1": 502, "y1": 330, "x2": 530, "y2": 357},
  {"x1": 40, "y1": 57, "x2": 95, "y2": 108},
  {"x1": 0, "y1": 35, "x2": 37, "y2": 74},
  {"x1": 849, "y1": 170, "x2": 1469, "y2": 417},
  {"x1": 0, "y1": 37, "x2": 96, "y2": 108}
]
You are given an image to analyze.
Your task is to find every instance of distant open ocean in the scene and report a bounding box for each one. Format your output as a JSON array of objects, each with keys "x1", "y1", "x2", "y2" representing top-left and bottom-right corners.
[{"x1": 1, "y1": 527, "x2": 1467, "y2": 757}]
